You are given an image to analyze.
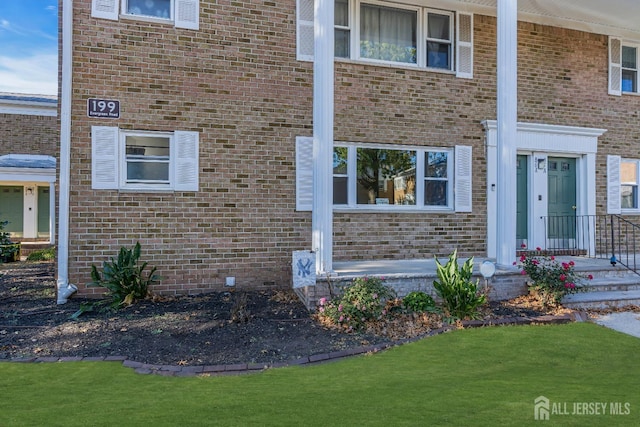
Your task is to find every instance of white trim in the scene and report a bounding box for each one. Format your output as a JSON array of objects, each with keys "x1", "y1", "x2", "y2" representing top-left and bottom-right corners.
[{"x1": 483, "y1": 120, "x2": 606, "y2": 258}]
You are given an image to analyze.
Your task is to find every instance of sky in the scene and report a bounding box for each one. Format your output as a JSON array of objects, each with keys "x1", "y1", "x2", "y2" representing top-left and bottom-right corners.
[{"x1": 0, "y1": 1, "x2": 58, "y2": 96}]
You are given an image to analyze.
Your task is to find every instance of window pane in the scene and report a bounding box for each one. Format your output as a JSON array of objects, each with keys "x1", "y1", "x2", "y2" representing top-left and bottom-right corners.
[
  {"x1": 333, "y1": 177, "x2": 348, "y2": 204},
  {"x1": 126, "y1": 135, "x2": 170, "y2": 157},
  {"x1": 335, "y1": 0, "x2": 349, "y2": 26},
  {"x1": 427, "y1": 42, "x2": 451, "y2": 69},
  {"x1": 127, "y1": 161, "x2": 169, "y2": 181},
  {"x1": 427, "y1": 13, "x2": 450, "y2": 40},
  {"x1": 622, "y1": 69, "x2": 637, "y2": 93},
  {"x1": 621, "y1": 185, "x2": 638, "y2": 209},
  {"x1": 425, "y1": 152, "x2": 448, "y2": 178},
  {"x1": 622, "y1": 46, "x2": 637, "y2": 69},
  {"x1": 125, "y1": 135, "x2": 170, "y2": 183},
  {"x1": 360, "y1": 4, "x2": 417, "y2": 64},
  {"x1": 335, "y1": 29, "x2": 350, "y2": 58},
  {"x1": 333, "y1": 147, "x2": 348, "y2": 174},
  {"x1": 425, "y1": 181, "x2": 447, "y2": 206},
  {"x1": 621, "y1": 161, "x2": 638, "y2": 183},
  {"x1": 356, "y1": 148, "x2": 416, "y2": 205},
  {"x1": 127, "y1": 0, "x2": 171, "y2": 19}
]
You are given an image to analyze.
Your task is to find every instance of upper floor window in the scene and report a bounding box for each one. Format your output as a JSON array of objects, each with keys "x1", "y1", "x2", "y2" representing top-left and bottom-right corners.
[
  {"x1": 298, "y1": 0, "x2": 473, "y2": 78},
  {"x1": 126, "y1": 0, "x2": 172, "y2": 20},
  {"x1": 622, "y1": 45, "x2": 638, "y2": 93},
  {"x1": 91, "y1": 0, "x2": 199, "y2": 30}
]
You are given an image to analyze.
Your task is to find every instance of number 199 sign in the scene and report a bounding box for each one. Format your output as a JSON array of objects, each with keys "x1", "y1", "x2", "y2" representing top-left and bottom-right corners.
[{"x1": 87, "y1": 98, "x2": 120, "y2": 118}]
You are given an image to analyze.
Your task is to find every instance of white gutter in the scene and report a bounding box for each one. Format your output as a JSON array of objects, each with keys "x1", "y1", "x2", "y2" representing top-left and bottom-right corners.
[{"x1": 57, "y1": 0, "x2": 77, "y2": 304}]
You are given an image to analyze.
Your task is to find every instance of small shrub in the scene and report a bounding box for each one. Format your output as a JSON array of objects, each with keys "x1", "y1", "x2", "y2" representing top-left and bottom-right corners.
[
  {"x1": 317, "y1": 276, "x2": 396, "y2": 331},
  {"x1": 26, "y1": 247, "x2": 56, "y2": 261},
  {"x1": 402, "y1": 291, "x2": 437, "y2": 313},
  {"x1": 516, "y1": 249, "x2": 590, "y2": 307},
  {"x1": 0, "y1": 220, "x2": 20, "y2": 263},
  {"x1": 89, "y1": 242, "x2": 159, "y2": 309},
  {"x1": 433, "y1": 250, "x2": 487, "y2": 321}
]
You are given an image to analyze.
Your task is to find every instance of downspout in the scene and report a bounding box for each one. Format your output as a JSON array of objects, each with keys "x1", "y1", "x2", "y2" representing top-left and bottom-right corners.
[{"x1": 56, "y1": 0, "x2": 77, "y2": 304}]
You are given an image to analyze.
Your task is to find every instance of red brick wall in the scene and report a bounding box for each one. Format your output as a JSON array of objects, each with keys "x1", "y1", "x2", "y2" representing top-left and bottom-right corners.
[
  {"x1": 0, "y1": 113, "x2": 58, "y2": 156},
  {"x1": 66, "y1": 2, "x2": 640, "y2": 295}
]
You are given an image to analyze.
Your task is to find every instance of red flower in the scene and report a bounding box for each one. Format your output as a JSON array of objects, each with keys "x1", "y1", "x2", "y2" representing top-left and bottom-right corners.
[
  {"x1": 521, "y1": 243, "x2": 527, "y2": 248},
  {"x1": 550, "y1": 256, "x2": 555, "y2": 261},
  {"x1": 536, "y1": 247, "x2": 542, "y2": 251},
  {"x1": 521, "y1": 270, "x2": 527, "y2": 275},
  {"x1": 559, "y1": 274, "x2": 566, "y2": 282},
  {"x1": 588, "y1": 274, "x2": 594, "y2": 280},
  {"x1": 569, "y1": 261, "x2": 575, "y2": 266}
]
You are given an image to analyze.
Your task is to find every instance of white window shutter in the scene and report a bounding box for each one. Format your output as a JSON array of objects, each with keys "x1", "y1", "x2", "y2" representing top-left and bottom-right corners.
[
  {"x1": 91, "y1": 126, "x2": 119, "y2": 190},
  {"x1": 297, "y1": 0, "x2": 315, "y2": 61},
  {"x1": 91, "y1": 0, "x2": 119, "y2": 21},
  {"x1": 454, "y1": 145, "x2": 472, "y2": 212},
  {"x1": 607, "y1": 155, "x2": 621, "y2": 214},
  {"x1": 296, "y1": 136, "x2": 314, "y2": 211},
  {"x1": 456, "y1": 13, "x2": 473, "y2": 79},
  {"x1": 175, "y1": 0, "x2": 199, "y2": 30},
  {"x1": 609, "y1": 37, "x2": 622, "y2": 96},
  {"x1": 174, "y1": 131, "x2": 199, "y2": 191}
]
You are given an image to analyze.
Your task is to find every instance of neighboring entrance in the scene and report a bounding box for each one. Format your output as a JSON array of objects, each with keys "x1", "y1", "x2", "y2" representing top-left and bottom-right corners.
[
  {"x1": 547, "y1": 157, "x2": 577, "y2": 244},
  {"x1": 516, "y1": 155, "x2": 528, "y2": 248}
]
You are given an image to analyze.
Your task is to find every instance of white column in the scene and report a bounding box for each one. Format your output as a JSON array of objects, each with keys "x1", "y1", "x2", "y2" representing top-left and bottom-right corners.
[
  {"x1": 312, "y1": 0, "x2": 334, "y2": 274},
  {"x1": 496, "y1": 0, "x2": 518, "y2": 266},
  {"x1": 23, "y1": 185, "x2": 37, "y2": 238}
]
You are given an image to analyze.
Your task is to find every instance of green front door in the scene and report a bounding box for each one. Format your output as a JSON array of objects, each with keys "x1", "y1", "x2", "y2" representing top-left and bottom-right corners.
[
  {"x1": 547, "y1": 157, "x2": 576, "y2": 239},
  {"x1": 516, "y1": 155, "x2": 528, "y2": 245},
  {"x1": 0, "y1": 186, "x2": 24, "y2": 236}
]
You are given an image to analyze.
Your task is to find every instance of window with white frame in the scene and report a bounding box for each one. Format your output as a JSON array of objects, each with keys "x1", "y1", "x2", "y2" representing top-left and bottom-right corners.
[
  {"x1": 91, "y1": 0, "x2": 199, "y2": 30},
  {"x1": 296, "y1": 137, "x2": 472, "y2": 211},
  {"x1": 298, "y1": 0, "x2": 473, "y2": 78},
  {"x1": 621, "y1": 159, "x2": 639, "y2": 209},
  {"x1": 125, "y1": 0, "x2": 172, "y2": 20},
  {"x1": 91, "y1": 126, "x2": 199, "y2": 191},
  {"x1": 622, "y1": 45, "x2": 639, "y2": 93}
]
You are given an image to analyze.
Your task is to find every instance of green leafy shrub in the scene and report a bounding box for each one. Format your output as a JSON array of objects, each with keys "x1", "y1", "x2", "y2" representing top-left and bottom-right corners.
[
  {"x1": 89, "y1": 242, "x2": 159, "y2": 309},
  {"x1": 433, "y1": 250, "x2": 487, "y2": 321},
  {"x1": 516, "y1": 249, "x2": 590, "y2": 307},
  {"x1": 402, "y1": 291, "x2": 437, "y2": 313},
  {"x1": 317, "y1": 276, "x2": 396, "y2": 331},
  {"x1": 0, "y1": 220, "x2": 20, "y2": 263},
  {"x1": 26, "y1": 247, "x2": 56, "y2": 261}
]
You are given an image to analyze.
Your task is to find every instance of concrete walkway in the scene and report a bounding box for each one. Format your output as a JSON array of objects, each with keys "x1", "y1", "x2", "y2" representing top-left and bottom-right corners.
[{"x1": 592, "y1": 311, "x2": 640, "y2": 338}]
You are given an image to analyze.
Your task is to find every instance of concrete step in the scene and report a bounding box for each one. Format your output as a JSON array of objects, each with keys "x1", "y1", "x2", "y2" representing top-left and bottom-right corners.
[
  {"x1": 563, "y1": 289, "x2": 640, "y2": 309},
  {"x1": 582, "y1": 275, "x2": 640, "y2": 292}
]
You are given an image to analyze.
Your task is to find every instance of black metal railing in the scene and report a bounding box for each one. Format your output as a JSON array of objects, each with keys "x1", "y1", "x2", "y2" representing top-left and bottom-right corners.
[{"x1": 540, "y1": 214, "x2": 640, "y2": 276}]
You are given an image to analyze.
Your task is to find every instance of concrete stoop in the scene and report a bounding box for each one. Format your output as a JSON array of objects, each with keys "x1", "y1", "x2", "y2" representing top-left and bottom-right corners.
[{"x1": 563, "y1": 271, "x2": 640, "y2": 310}]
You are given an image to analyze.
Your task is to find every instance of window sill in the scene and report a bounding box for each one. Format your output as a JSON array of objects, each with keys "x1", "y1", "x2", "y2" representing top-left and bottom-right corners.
[
  {"x1": 333, "y1": 206, "x2": 453, "y2": 213},
  {"x1": 332, "y1": 57, "x2": 457, "y2": 76},
  {"x1": 120, "y1": 14, "x2": 173, "y2": 26}
]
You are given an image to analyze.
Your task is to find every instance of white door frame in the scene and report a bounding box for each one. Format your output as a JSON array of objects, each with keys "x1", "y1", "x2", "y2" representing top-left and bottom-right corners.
[{"x1": 483, "y1": 121, "x2": 605, "y2": 258}]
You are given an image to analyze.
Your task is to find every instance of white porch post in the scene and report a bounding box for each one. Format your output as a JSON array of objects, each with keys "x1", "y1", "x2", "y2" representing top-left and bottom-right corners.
[
  {"x1": 312, "y1": 0, "x2": 334, "y2": 274},
  {"x1": 496, "y1": 0, "x2": 518, "y2": 266},
  {"x1": 49, "y1": 182, "x2": 55, "y2": 244}
]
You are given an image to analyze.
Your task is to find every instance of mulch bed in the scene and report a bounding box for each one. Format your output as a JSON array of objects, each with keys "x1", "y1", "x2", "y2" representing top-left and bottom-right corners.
[{"x1": 1, "y1": 261, "x2": 574, "y2": 367}]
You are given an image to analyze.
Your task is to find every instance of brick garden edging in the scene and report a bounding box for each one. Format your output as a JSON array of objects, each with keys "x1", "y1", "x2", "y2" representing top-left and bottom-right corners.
[{"x1": 1, "y1": 312, "x2": 587, "y2": 376}]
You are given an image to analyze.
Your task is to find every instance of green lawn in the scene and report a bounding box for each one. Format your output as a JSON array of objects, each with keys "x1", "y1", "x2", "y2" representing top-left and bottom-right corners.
[{"x1": 1, "y1": 322, "x2": 639, "y2": 426}]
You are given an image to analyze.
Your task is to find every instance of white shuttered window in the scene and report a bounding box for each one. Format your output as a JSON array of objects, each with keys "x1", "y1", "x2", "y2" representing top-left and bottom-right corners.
[
  {"x1": 91, "y1": 126, "x2": 199, "y2": 191},
  {"x1": 91, "y1": 0, "x2": 199, "y2": 30},
  {"x1": 295, "y1": 138, "x2": 472, "y2": 212}
]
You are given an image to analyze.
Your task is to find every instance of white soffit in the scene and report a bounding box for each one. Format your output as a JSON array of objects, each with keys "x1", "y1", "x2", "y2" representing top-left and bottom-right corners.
[{"x1": 429, "y1": 0, "x2": 640, "y2": 39}]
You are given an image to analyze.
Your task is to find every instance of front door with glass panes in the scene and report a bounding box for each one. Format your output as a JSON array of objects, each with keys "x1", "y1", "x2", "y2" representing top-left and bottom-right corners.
[{"x1": 547, "y1": 157, "x2": 577, "y2": 246}]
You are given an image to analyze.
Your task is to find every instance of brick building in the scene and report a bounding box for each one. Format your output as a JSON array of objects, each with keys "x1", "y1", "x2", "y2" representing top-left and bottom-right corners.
[
  {"x1": 0, "y1": 93, "x2": 57, "y2": 244},
  {"x1": 56, "y1": 0, "x2": 640, "y2": 302}
]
